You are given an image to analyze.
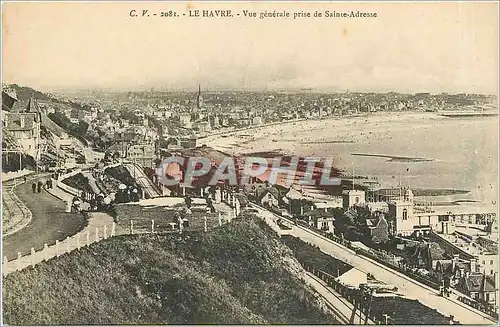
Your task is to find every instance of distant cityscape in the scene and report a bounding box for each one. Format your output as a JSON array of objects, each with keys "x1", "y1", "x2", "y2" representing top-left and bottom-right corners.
[{"x1": 2, "y1": 84, "x2": 497, "y2": 172}]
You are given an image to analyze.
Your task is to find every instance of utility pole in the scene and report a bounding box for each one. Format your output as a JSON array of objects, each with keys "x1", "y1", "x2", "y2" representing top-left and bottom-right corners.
[{"x1": 352, "y1": 162, "x2": 355, "y2": 191}]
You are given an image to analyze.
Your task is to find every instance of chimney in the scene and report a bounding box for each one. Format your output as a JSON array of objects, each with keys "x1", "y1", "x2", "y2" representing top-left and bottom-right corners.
[{"x1": 470, "y1": 258, "x2": 477, "y2": 273}]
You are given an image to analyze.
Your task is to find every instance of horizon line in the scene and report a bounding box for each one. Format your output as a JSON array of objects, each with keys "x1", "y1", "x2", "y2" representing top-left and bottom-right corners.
[{"x1": 3, "y1": 82, "x2": 498, "y2": 97}]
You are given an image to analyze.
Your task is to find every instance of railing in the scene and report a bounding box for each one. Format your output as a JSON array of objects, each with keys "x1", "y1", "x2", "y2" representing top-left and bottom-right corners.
[
  {"x1": 301, "y1": 263, "x2": 386, "y2": 324},
  {"x1": 456, "y1": 296, "x2": 499, "y2": 320},
  {"x1": 3, "y1": 219, "x2": 117, "y2": 276},
  {"x1": 57, "y1": 169, "x2": 84, "y2": 198},
  {"x1": 287, "y1": 212, "x2": 498, "y2": 320},
  {"x1": 302, "y1": 223, "x2": 442, "y2": 290}
]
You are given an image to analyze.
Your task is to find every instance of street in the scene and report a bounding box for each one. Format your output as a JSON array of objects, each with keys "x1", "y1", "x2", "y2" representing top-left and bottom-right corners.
[
  {"x1": 290, "y1": 224, "x2": 497, "y2": 325},
  {"x1": 2, "y1": 176, "x2": 86, "y2": 261}
]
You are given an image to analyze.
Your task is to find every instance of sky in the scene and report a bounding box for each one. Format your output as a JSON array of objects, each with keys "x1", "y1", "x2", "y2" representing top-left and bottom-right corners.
[{"x1": 2, "y1": 1, "x2": 499, "y2": 94}]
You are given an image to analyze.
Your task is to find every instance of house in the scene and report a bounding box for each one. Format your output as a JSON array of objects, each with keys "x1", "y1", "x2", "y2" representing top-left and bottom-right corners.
[
  {"x1": 456, "y1": 273, "x2": 497, "y2": 306},
  {"x1": 257, "y1": 187, "x2": 280, "y2": 207},
  {"x1": 410, "y1": 241, "x2": 446, "y2": 270},
  {"x1": 302, "y1": 208, "x2": 335, "y2": 233},
  {"x1": 434, "y1": 255, "x2": 471, "y2": 286},
  {"x1": 252, "y1": 116, "x2": 263, "y2": 125},
  {"x1": 2, "y1": 110, "x2": 41, "y2": 159},
  {"x1": 193, "y1": 121, "x2": 211, "y2": 133},
  {"x1": 366, "y1": 212, "x2": 390, "y2": 244},
  {"x1": 342, "y1": 189, "x2": 366, "y2": 210},
  {"x1": 233, "y1": 193, "x2": 249, "y2": 208},
  {"x1": 178, "y1": 113, "x2": 192, "y2": 127}
]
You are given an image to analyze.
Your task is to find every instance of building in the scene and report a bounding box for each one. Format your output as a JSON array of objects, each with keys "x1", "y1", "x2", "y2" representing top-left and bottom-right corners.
[
  {"x1": 430, "y1": 231, "x2": 497, "y2": 268},
  {"x1": 456, "y1": 273, "x2": 497, "y2": 306},
  {"x1": 127, "y1": 144, "x2": 156, "y2": 165},
  {"x1": 179, "y1": 113, "x2": 192, "y2": 128},
  {"x1": 193, "y1": 121, "x2": 212, "y2": 133},
  {"x1": 386, "y1": 189, "x2": 417, "y2": 236},
  {"x1": 257, "y1": 187, "x2": 280, "y2": 207},
  {"x1": 366, "y1": 212, "x2": 390, "y2": 244},
  {"x1": 252, "y1": 116, "x2": 263, "y2": 126},
  {"x1": 342, "y1": 189, "x2": 366, "y2": 210},
  {"x1": 2, "y1": 89, "x2": 18, "y2": 111},
  {"x1": 302, "y1": 208, "x2": 335, "y2": 233},
  {"x1": 197, "y1": 84, "x2": 203, "y2": 109},
  {"x1": 2, "y1": 97, "x2": 42, "y2": 160}
]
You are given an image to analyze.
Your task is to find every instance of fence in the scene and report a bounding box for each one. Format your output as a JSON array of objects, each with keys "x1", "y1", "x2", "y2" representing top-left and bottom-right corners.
[
  {"x1": 3, "y1": 220, "x2": 117, "y2": 276},
  {"x1": 56, "y1": 169, "x2": 84, "y2": 198},
  {"x1": 456, "y1": 295, "x2": 499, "y2": 320},
  {"x1": 291, "y1": 215, "x2": 499, "y2": 321},
  {"x1": 3, "y1": 207, "x2": 238, "y2": 276},
  {"x1": 3, "y1": 177, "x2": 243, "y2": 276},
  {"x1": 125, "y1": 212, "x2": 235, "y2": 235},
  {"x1": 302, "y1": 223, "x2": 442, "y2": 290},
  {"x1": 301, "y1": 263, "x2": 385, "y2": 324}
]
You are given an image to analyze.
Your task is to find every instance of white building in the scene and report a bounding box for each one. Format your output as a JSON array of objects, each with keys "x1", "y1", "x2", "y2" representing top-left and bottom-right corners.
[
  {"x1": 252, "y1": 116, "x2": 263, "y2": 126},
  {"x1": 342, "y1": 189, "x2": 366, "y2": 210}
]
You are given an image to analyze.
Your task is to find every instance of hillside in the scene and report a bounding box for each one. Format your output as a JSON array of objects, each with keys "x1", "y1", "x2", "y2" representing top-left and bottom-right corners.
[
  {"x1": 3, "y1": 216, "x2": 335, "y2": 325},
  {"x1": 5, "y1": 84, "x2": 90, "y2": 112}
]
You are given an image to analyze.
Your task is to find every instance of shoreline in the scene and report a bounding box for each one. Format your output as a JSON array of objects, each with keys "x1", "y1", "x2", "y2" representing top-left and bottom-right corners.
[
  {"x1": 202, "y1": 112, "x2": 497, "y2": 206},
  {"x1": 202, "y1": 111, "x2": 442, "y2": 155}
]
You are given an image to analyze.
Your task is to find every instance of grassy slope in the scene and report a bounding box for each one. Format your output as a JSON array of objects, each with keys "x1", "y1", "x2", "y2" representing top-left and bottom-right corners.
[{"x1": 3, "y1": 216, "x2": 334, "y2": 325}]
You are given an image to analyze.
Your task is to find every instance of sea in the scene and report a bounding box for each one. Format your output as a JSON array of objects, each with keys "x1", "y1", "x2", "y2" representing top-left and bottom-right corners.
[
  {"x1": 296, "y1": 115, "x2": 498, "y2": 205},
  {"x1": 216, "y1": 113, "x2": 498, "y2": 207}
]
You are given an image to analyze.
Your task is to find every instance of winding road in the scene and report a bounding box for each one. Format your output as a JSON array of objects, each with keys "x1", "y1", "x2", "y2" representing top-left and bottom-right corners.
[{"x1": 2, "y1": 175, "x2": 86, "y2": 261}]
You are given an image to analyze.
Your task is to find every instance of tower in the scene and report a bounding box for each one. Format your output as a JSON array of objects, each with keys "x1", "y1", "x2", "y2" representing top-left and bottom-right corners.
[
  {"x1": 387, "y1": 188, "x2": 415, "y2": 236},
  {"x1": 342, "y1": 190, "x2": 366, "y2": 210},
  {"x1": 197, "y1": 84, "x2": 203, "y2": 109}
]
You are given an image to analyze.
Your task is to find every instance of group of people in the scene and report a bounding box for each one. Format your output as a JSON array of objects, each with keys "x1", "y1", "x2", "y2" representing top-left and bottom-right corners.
[
  {"x1": 115, "y1": 185, "x2": 142, "y2": 203},
  {"x1": 30, "y1": 179, "x2": 53, "y2": 193},
  {"x1": 70, "y1": 192, "x2": 115, "y2": 214}
]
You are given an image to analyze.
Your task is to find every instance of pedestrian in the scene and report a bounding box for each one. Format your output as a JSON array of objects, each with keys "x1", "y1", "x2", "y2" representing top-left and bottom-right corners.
[
  {"x1": 32, "y1": 182, "x2": 37, "y2": 193},
  {"x1": 65, "y1": 200, "x2": 72, "y2": 213},
  {"x1": 45, "y1": 180, "x2": 51, "y2": 189},
  {"x1": 206, "y1": 196, "x2": 216, "y2": 213},
  {"x1": 23, "y1": 176, "x2": 27, "y2": 184},
  {"x1": 37, "y1": 181, "x2": 43, "y2": 193},
  {"x1": 185, "y1": 196, "x2": 192, "y2": 209}
]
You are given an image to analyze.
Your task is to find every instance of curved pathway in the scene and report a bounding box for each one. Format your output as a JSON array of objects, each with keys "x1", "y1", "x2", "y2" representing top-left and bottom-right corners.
[
  {"x1": 2, "y1": 179, "x2": 33, "y2": 238},
  {"x1": 3, "y1": 212, "x2": 120, "y2": 275},
  {"x1": 2, "y1": 175, "x2": 86, "y2": 261}
]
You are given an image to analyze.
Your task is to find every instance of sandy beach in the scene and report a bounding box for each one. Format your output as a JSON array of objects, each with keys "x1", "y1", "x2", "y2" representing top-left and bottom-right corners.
[
  {"x1": 203, "y1": 112, "x2": 443, "y2": 156},
  {"x1": 203, "y1": 111, "x2": 498, "y2": 204}
]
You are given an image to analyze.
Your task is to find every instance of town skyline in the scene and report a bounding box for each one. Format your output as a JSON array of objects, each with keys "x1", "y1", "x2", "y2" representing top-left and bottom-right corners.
[
  {"x1": 3, "y1": 82, "x2": 499, "y2": 97},
  {"x1": 2, "y1": 2, "x2": 498, "y2": 95}
]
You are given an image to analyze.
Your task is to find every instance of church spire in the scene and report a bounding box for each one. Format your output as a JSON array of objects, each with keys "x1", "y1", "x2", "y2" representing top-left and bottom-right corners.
[{"x1": 197, "y1": 84, "x2": 203, "y2": 109}]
